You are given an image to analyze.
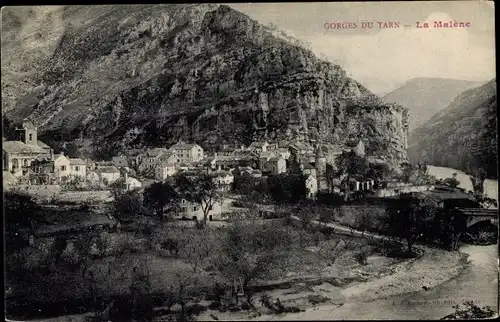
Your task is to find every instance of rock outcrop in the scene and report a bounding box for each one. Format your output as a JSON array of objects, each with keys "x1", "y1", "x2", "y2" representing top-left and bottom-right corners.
[
  {"x1": 2, "y1": 4, "x2": 408, "y2": 166},
  {"x1": 408, "y1": 79, "x2": 497, "y2": 178}
]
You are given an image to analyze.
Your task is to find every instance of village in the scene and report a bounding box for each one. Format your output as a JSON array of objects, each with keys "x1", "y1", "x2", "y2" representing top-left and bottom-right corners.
[{"x1": 3, "y1": 119, "x2": 402, "y2": 219}]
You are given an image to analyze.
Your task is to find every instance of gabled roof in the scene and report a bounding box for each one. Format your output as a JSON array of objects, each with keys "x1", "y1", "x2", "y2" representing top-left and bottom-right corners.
[
  {"x1": 97, "y1": 165, "x2": 120, "y2": 173},
  {"x1": 2, "y1": 141, "x2": 32, "y2": 153},
  {"x1": 268, "y1": 157, "x2": 283, "y2": 162},
  {"x1": 248, "y1": 141, "x2": 268, "y2": 148},
  {"x1": 37, "y1": 140, "x2": 51, "y2": 149},
  {"x1": 69, "y1": 158, "x2": 86, "y2": 165},
  {"x1": 171, "y1": 141, "x2": 201, "y2": 150},
  {"x1": 145, "y1": 148, "x2": 170, "y2": 157},
  {"x1": 289, "y1": 141, "x2": 313, "y2": 151}
]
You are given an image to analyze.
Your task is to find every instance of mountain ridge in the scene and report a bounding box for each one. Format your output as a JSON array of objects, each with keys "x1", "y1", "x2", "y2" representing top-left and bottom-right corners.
[
  {"x1": 2, "y1": 4, "x2": 409, "y2": 166},
  {"x1": 408, "y1": 79, "x2": 497, "y2": 178},
  {"x1": 383, "y1": 77, "x2": 484, "y2": 130}
]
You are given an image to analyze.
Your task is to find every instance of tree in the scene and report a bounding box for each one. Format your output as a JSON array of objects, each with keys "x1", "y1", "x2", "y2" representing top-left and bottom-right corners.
[
  {"x1": 367, "y1": 162, "x2": 390, "y2": 182},
  {"x1": 129, "y1": 261, "x2": 154, "y2": 321},
  {"x1": 337, "y1": 151, "x2": 369, "y2": 180},
  {"x1": 212, "y1": 221, "x2": 296, "y2": 304},
  {"x1": 143, "y1": 181, "x2": 179, "y2": 220},
  {"x1": 5, "y1": 191, "x2": 41, "y2": 254},
  {"x1": 400, "y1": 162, "x2": 414, "y2": 183},
  {"x1": 114, "y1": 190, "x2": 147, "y2": 221},
  {"x1": 267, "y1": 169, "x2": 307, "y2": 204},
  {"x1": 174, "y1": 172, "x2": 222, "y2": 228},
  {"x1": 443, "y1": 177, "x2": 460, "y2": 188},
  {"x1": 435, "y1": 208, "x2": 467, "y2": 250},
  {"x1": 385, "y1": 194, "x2": 436, "y2": 254}
]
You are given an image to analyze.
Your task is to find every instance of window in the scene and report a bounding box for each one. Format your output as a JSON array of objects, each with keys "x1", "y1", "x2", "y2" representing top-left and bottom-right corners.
[
  {"x1": 75, "y1": 166, "x2": 80, "y2": 171},
  {"x1": 181, "y1": 199, "x2": 186, "y2": 205},
  {"x1": 29, "y1": 133, "x2": 32, "y2": 141},
  {"x1": 61, "y1": 165, "x2": 66, "y2": 171},
  {"x1": 193, "y1": 206, "x2": 198, "y2": 211}
]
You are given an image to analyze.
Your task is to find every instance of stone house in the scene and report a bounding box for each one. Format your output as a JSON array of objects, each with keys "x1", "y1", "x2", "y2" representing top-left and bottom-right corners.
[
  {"x1": 174, "y1": 198, "x2": 224, "y2": 221},
  {"x1": 2, "y1": 120, "x2": 53, "y2": 176},
  {"x1": 261, "y1": 156, "x2": 287, "y2": 175},
  {"x1": 169, "y1": 140, "x2": 204, "y2": 163},
  {"x1": 305, "y1": 174, "x2": 318, "y2": 199},
  {"x1": 54, "y1": 154, "x2": 72, "y2": 180},
  {"x1": 69, "y1": 158, "x2": 87, "y2": 179},
  {"x1": 96, "y1": 165, "x2": 121, "y2": 185},
  {"x1": 137, "y1": 148, "x2": 174, "y2": 173},
  {"x1": 155, "y1": 163, "x2": 177, "y2": 181},
  {"x1": 247, "y1": 141, "x2": 269, "y2": 153},
  {"x1": 212, "y1": 170, "x2": 234, "y2": 191}
]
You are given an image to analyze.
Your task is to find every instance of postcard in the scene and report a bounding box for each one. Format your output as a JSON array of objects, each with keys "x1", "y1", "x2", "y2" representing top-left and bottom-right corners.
[{"x1": 2, "y1": 1, "x2": 497, "y2": 321}]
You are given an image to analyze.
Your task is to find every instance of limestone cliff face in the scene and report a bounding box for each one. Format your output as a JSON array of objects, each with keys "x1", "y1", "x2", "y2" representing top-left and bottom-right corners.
[{"x1": 2, "y1": 4, "x2": 408, "y2": 165}]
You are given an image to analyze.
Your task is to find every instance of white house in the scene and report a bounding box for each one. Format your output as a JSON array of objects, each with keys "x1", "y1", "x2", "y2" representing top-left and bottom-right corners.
[
  {"x1": 213, "y1": 170, "x2": 234, "y2": 191},
  {"x1": 261, "y1": 156, "x2": 286, "y2": 175},
  {"x1": 174, "y1": 198, "x2": 224, "y2": 221},
  {"x1": 54, "y1": 154, "x2": 71, "y2": 180},
  {"x1": 248, "y1": 141, "x2": 269, "y2": 153},
  {"x1": 155, "y1": 163, "x2": 177, "y2": 181},
  {"x1": 69, "y1": 158, "x2": 87, "y2": 179},
  {"x1": 124, "y1": 175, "x2": 142, "y2": 191},
  {"x1": 96, "y1": 165, "x2": 121, "y2": 185},
  {"x1": 305, "y1": 174, "x2": 318, "y2": 199},
  {"x1": 169, "y1": 141, "x2": 204, "y2": 163},
  {"x1": 137, "y1": 148, "x2": 175, "y2": 173}
]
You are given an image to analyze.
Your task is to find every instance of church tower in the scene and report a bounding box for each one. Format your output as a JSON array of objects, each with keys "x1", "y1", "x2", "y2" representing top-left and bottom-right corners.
[{"x1": 15, "y1": 119, "x2": 38, "y2": 146}]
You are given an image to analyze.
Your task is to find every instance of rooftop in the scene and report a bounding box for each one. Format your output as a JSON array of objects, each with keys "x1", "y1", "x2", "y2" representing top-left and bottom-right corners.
[
  {"x1": 69, "y1": 158, "x2": 86, "y2": 165},
  {"x1": 97, "y1": 165, "x2": 120, "y2": 173}
]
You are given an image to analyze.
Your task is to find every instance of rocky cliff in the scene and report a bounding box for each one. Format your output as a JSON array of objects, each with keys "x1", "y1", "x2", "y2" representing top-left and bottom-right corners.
[
  {"x1": 408, "y1": 79, "x2": 497, "y2": 178},
  {"x1": 383, "y1": 78, "x2": 483, "y2": 130},
  {"x1": 2, "y1": 4, "x2": 408, "y2": 165}
]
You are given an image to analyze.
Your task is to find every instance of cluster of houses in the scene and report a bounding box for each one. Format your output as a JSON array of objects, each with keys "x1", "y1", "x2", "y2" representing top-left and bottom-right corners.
[
  {"x1": 2, "y1": 121, "x2": 141, "y2": 191},
  {"x1": 3, "y1": 120, "x2": 375, "y2": 203}
]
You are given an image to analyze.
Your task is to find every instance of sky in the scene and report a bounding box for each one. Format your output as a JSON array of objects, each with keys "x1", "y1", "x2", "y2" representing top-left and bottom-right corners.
[{"x1": 229, "y1": 1, "x2": 496, "y2": 96}]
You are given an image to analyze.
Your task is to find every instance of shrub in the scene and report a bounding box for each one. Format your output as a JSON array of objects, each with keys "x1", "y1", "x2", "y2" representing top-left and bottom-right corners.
[
  {"x1": 442, "y1": 301, "x2": 496, "y2": 319},
  {"x1": 208, "y1": 301, "x2": 221, "y2": 310},
  {"x1": 307, "y1": 294, "x2": 330, "y2": 305},
  {"x1": 185, "y1": 303, "x2": 207, "y2": 315},
  {"x1": 354, "y1": 251, "x2": 368, "y2": 265}
]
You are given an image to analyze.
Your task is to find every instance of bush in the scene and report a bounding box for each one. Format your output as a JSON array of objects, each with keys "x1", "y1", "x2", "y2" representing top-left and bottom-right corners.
[
  {"x1": 354, "y1": 251, "x2": 368, "y2": 265},
  {"x1": 185, "y1": 303, "x2": 207, "y2": 315},
  {"x1": 307, "y1": 294, "x2": 330, "y2": 305},
  {"x1": 442, "y1": 301, "x2": 496, "y2": 319},
  {"x1": 208, "y1": 301, "x2": 221, "y2": 310}
]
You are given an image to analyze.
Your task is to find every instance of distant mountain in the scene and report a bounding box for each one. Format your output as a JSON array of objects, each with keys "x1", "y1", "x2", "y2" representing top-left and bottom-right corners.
[
  {"x1": 1, "y1": 4, "x2": 408, "y2": 166},
  {"x1": 408, "y1": 79, "x2": 497, "y2": 179},
  {"x1": 384, "y1": 78, "x2": 484, "y2": 130}
]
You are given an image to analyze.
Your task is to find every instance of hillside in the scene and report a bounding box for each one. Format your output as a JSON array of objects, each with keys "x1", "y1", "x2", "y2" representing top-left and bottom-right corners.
[
  {"x1": 1, "y1": 4, "x2": 408, "y2": 165},
  {"x1": 408, "y1": 79, "x2": 497, "y2": 178},
  {"x1": 383, "y1": 78, "x2": 483, "y2": 130}
]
